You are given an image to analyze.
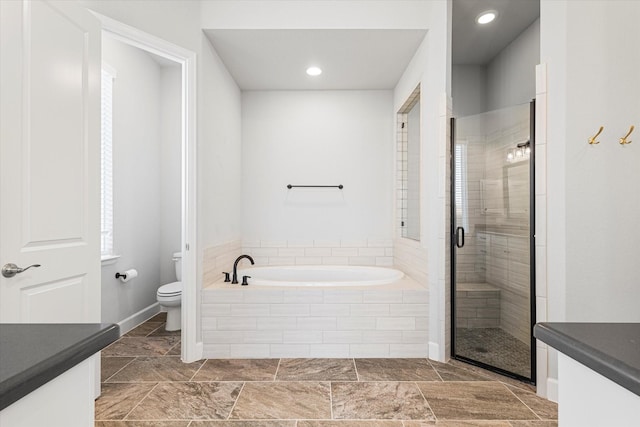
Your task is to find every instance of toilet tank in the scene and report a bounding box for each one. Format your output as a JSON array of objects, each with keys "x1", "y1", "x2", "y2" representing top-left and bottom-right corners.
[{"x1": 173, "y1": 252, "x2": 182, "y2": 281}]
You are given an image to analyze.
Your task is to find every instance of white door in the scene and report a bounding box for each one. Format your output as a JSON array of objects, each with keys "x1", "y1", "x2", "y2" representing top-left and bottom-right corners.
[{"x1": 0, "y1": 0, "x2": 101, "y2": 323}]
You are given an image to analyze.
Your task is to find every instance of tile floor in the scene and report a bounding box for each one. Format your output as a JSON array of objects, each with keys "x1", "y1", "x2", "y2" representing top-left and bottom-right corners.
[
  {"x1": 96, "y1": 313, "x2": 557, "y2": 427},
  {"x1": 455, "y1": 328, "x2": 531, "y2": 378}
]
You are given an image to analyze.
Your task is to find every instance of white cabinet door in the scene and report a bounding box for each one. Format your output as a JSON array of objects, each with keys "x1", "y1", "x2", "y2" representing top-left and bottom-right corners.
[{"x1": 0, "y1": 0, "x2": 101, "y2": 322}]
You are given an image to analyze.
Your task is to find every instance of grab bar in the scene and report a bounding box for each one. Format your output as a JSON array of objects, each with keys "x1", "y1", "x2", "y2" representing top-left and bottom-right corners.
[{"x1": 287, "y1": 184, "x2": 343, "y2": 189}]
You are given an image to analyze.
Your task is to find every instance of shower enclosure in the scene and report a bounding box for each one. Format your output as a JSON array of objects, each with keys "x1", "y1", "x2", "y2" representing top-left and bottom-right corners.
[{"x1": 451, "y1": 101, "x2": 535, "y2": 382}]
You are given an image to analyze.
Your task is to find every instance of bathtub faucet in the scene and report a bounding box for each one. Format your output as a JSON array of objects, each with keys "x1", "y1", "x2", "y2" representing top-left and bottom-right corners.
[{"x1": 232, "y1": 255, "x2": 255, "y2": 284}]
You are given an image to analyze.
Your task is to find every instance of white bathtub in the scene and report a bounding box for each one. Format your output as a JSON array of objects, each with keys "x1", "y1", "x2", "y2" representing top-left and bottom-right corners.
[{"x1": 238, "y1": 265, "x2": 404, "y2": 287}]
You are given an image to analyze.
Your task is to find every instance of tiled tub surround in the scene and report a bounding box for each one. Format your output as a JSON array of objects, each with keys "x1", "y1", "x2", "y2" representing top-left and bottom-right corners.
[
  {"x1": 202, "y1": 274, "x2": 428, "y2": 358},
  {"x1": 239, "y1": 239, "x2": 394, "y2": 269},
  {"x1": 203, "y1": 240, "x2": 242, "y2": 287}
]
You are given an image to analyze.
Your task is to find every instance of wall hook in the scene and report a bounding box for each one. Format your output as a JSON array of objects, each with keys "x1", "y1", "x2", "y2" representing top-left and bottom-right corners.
[
  {"x1": 619, "y1": 125, "x2": 634, "y2": 145},
  {"x1": 588, "y1": 126, "x2": 604, "y2": 145}
]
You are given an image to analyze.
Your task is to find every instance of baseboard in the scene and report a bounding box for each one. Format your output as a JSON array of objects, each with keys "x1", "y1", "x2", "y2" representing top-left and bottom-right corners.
[{"x1": 117, "y1": 302, "x2": 161, "y2": 336}]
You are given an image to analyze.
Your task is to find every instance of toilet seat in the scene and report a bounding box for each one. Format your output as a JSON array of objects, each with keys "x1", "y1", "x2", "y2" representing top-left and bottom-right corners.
[{"x1": 157, "y1": 281, "x2": 182, "y2": 297}]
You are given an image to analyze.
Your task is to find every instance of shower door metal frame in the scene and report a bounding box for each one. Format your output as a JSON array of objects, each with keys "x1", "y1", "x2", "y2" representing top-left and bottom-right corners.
[{"x1": 450, "y1": 100, "x2": 537, "y2": 384}]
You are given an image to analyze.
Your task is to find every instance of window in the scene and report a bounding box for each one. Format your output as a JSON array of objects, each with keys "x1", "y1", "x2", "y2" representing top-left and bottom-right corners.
[
  {"x1": 455, "y1": 142, "x2": 469, "y2": 231},
  {"x1": 101, "y1": 66, "x2": 115, "y2": 257}
]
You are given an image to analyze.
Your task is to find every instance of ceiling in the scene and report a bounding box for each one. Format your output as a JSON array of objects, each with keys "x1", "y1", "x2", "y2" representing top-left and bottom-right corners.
[
  {"x1": 203, "y1": 1, "x2": 539, "y2": 90},
  {"x1": 204, "y1": 29, "x2": 427, "y2": 91},
  {"x1": 452, "y1": 0, "x2": 540, "y2": 65}
]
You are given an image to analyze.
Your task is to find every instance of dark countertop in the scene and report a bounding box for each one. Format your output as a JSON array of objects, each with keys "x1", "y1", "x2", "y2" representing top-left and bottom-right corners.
[
  {"x1": 534, "y1": 322, "x2": 640, "y2": 397},
  {"x1": 0, "y1": 323, "x2": 119, "y2": 411}
]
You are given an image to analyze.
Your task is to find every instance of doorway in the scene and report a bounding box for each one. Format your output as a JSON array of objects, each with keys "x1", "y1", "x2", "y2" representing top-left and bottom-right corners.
[
  {"x1": 98, "y1": 15, "x2": 199, "y2": 362},
  {"x1": 451, "y1": 101, "x2": 536, "y2": 382}
]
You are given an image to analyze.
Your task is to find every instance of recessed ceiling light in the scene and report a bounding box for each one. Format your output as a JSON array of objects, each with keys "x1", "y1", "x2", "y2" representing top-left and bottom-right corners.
[
  {"x1": 476, "y1": 10, "x2": 498, "y2": 25},
  {"x1": 306, "y1": 66, "x2": 322, "y2": 76}
]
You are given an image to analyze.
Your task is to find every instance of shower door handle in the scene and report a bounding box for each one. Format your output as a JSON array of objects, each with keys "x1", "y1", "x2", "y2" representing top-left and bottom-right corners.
[{"x1": 455, "y1": 227, "x2": 465, "y2": 248}]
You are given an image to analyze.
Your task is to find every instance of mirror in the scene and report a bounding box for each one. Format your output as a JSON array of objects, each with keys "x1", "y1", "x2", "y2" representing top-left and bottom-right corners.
[
  {"x1": 398, "y1": 85, "x2": 420, "y2": 241},
  {"x1": 504, "y1": 162, "x2": 529, "y2": 218}
]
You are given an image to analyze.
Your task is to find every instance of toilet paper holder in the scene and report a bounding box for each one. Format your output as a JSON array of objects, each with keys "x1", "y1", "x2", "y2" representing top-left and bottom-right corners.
[{"x1": 115, "y1": 269, "x2": 138, "y2": 282}]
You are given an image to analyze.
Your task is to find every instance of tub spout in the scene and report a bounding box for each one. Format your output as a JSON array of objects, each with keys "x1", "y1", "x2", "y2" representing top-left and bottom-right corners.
[{"x1": 232, "y1": 255, "x2": 254, "y2": 284}]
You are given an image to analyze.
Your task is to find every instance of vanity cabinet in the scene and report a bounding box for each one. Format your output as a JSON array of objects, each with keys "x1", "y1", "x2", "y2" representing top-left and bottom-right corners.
[
  {"x1": 0, "y1": 323, "x2": 119, "y2": 427},
  {"x1": 534, "y1": 323, "x2": 640, "y2": 427}
]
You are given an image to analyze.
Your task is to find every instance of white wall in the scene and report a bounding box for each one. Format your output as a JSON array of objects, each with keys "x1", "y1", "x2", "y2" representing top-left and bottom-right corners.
[
  {"x1": 199, "y1": 37, "x2": 243, "y2": 247},
  {"x1": 451, "y1": 65, "x2": 486, "y2": 117},
  {"x1": 453, "y1": 19, "x2": 539, "y2": 118},
  {"x1": 541, "y1": 0, "x2": 640, "y2": 397},
  {"x1": 101, "y1": 37, "x2": 164, "y2": 324},
  {"x1": 487, "y1": 19, "x2": 540, "y2": 111},
  {"x1": 160, "y1": 66, "x2": 182, "y2": 284},
  {"x1": 242, "y1": 90, "x2": 394, "y2": 242}
]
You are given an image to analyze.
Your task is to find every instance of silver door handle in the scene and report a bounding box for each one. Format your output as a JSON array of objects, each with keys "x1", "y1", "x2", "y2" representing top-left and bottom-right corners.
[{"x1": 2, "y1": 263, "x2": 41, "y2": 278}]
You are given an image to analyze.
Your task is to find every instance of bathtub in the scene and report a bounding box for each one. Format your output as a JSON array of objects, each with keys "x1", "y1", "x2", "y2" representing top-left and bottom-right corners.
[
  {"x1": 202, "y1": 264, "x2": 428, "y2": 358},
  {"x1": 238, "y1": 265, "x2": 404, "y2": 287}
]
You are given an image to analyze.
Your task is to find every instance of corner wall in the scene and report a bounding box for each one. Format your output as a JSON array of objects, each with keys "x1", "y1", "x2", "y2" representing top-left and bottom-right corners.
[
  {"x1": 541, "y1": 0, "x2": 640, "y2": 400},
  {"x1": 393, "y1": 0, "x2": 451, "y2": 362}
]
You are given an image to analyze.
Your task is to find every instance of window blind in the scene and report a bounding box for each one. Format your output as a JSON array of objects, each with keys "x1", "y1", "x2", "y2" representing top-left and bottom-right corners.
[
  {"x1": 455, "y1": 143, "x2": 469, "y2": 231},
  {"x1": 101, "y1": 68, "x2": 114, "y2": 256}
]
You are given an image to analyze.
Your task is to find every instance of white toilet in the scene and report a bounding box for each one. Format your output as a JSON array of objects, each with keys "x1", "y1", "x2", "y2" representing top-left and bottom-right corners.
[{"x1": 156, "y1": 252, "x2": 182, "y2": 331}]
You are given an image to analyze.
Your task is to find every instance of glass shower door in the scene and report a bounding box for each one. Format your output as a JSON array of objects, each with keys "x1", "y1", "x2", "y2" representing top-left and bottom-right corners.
[{"x1": 451, "y1": 102, "x2": 535, "y2": 382}]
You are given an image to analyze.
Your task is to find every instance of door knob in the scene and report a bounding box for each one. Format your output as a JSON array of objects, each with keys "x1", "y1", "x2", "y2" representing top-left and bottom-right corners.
[{"x1": 2, "y1": 263, "x2": 41, "y2": 278}]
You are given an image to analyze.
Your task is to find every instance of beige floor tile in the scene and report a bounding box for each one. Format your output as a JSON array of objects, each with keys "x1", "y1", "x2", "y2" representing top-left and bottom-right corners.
[
  {"x1": 102, "y1": 336, "x2": 180, "y2": 357},
  {"x1": 95, "y1": 422, "x2": 189, "y2": 427},
  {"x1": 126, "y1": 382, "x2": 242, "y2": 420},
  {"x1": 193, "y1": 359, "x2": 279, "y2": 381},
  {"x1": 190, "y1": 422, "x2": 296, "y2": 427},
  {"x1": 106, "y1": 356, "x2": 204, "y2": 382},
  {"x1": 149, "y1": 324, "x2": 182, "y2": 337},
  {"x1": 427, "y1": 361, "x2": 491, "y2": 382},
  {"x1": 417, "y1": 382, "x2": 537, "y2": 421},
  {"x1": 101, "y1": 356, "x2": 136, "y2": 382},
  {"x1": 355, "y1": 359, "x2": 440, "y2": 381},
  {"x1": 230, "y1": 381, "x2": 332, "y2": 419},
  {"x1": 168, "y1": 340, "x2": 181, "y2": 355},
  {"x1": 298, "y1": 421, "x2": 404, "y2": 427},
  {"x1": 277, "y1": 359, "x2": 357, "y2": 381},
  {"x1": 505, "y1": 385, "x2": 557, "y2": 420},
  {"x1": 397, "y1": 422, "x2": 437, "y2": 427},
  {"x1": 331, "y1": 382, "x2": 435, "y2": 420},
  {"x1": 95, "y1": 383, "x2": 157, "y2": 420},
  {"x1": 415, "y1": 421, "x2": 510, "y2": 426},
  {"x1": 445, "y1": 360, "x2": 536, "y2": 392},
  {"x1": 95, "y1": 325, "x2": 555, "y2": 425},
  {"x1": 508, "y1": 421, "x2": 557, "y2": 427},
  {"x1": 125, "y1": 322, "x2": 164, "y2": 337},
  {"x1": 149, "y1": 312, "x2": 168, "y2": 322}
]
